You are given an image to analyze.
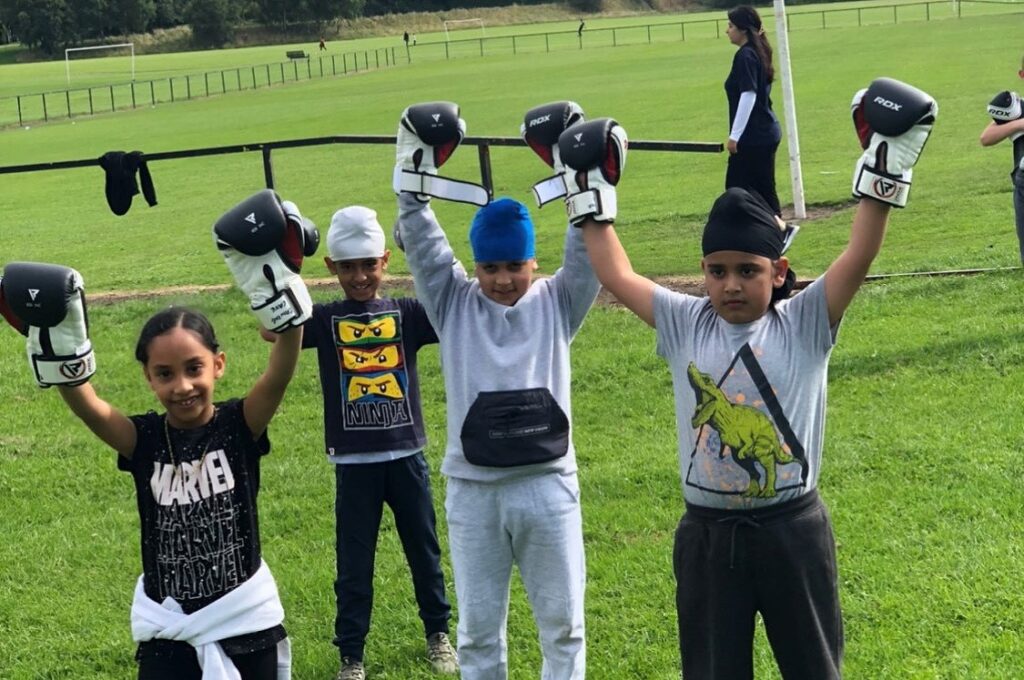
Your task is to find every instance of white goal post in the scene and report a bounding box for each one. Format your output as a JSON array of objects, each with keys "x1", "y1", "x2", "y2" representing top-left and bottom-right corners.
[
  {"x1": 65, "y1": 43, "x2": 135, "y2": 86},
  {"x1": 443, "y1": 18, "x2": 485, "y2": 41}
]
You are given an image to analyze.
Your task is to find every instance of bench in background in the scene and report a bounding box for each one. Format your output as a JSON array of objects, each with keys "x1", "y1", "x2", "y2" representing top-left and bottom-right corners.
[{"x1": 286, "y1": 50, "x2": 308, "y2": 60}]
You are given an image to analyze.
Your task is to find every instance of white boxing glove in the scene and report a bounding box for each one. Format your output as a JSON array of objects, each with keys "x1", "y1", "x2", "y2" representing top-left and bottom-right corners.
[{"x1": 213, "y1": 190, "x2": 316, "y2": 331}]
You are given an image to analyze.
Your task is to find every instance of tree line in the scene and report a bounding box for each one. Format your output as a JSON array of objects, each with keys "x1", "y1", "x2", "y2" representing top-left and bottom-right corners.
[{"x1": 0, "y1": 0, "x2": 586, "y2": 55}]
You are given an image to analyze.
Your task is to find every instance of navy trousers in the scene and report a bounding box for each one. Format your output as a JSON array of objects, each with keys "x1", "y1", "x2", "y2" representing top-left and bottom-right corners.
[{"x1": 333, "y1": 452, "x2": 452, "y2": 661}]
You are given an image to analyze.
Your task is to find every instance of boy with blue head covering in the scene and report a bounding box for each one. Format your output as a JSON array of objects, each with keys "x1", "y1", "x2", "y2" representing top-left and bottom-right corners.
[{"x1": 393, "y1": 102, "x2": 600, "y2": 679}]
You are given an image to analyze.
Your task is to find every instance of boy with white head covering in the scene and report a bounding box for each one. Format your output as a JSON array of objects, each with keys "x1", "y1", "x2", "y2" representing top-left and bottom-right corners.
[{"x1": 268, "y1": 205, "x2": 458, "y2": 679}]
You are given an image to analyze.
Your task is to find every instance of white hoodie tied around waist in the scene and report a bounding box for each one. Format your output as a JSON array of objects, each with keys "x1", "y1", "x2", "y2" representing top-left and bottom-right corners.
[{"x1": 130, "y1": 560, "x2": 291, "y2": 680}]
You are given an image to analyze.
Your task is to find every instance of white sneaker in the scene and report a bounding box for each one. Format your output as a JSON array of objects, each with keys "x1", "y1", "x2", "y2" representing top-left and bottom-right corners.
[
  {"x1": 426, "y1": 632, "x2": 459, "y2": 674},
  {"x1": 336, "y1": 656, "x2": 365, "y2": 680}
]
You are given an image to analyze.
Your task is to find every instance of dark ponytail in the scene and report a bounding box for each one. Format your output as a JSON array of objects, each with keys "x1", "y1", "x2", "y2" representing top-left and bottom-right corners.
[
  {"x1": 728, "y1": 5, "x2": 775, "y2": 83},
  {"x1": 135, "y1": 306, "x2": 219, "y2": 365}
]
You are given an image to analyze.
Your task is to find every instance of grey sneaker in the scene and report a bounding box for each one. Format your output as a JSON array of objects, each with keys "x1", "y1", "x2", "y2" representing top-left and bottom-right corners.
[
  {"x1": 336, "y1": 657, "x2": 365, "y2": 680},
  {"x1": 427, "y1": 632, "x2": 459, "y2": 674}
]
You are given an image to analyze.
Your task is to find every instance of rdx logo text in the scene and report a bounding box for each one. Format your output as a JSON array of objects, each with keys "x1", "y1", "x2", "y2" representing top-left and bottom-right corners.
[
  {"x1": 528, "y1": 114, "x2": 552, "y2": 127},
  {"x1": 873, "y1": 97, "x2": 902, "y2": 111}
]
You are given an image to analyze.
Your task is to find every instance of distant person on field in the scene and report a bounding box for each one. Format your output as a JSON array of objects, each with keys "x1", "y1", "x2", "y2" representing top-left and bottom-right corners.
[
  {"x1": 319, "y1": 36, "x2": 327, "y2": 51},
  {"x1": 979, "y1": 60, "x2": 1024, "y2": 263},
  {"x1": 412, "y1": 34, "x2": 417, "y2": 46},
  {"x1": 578, "y1": 78, "x2": 936, "y2": 679},
  {"x1": 0, "y1": 189, "x2": 319, "y2": 679},
  {"x1": 262, "y1": 206, "x2": 458, "y2": 680},
  {"x1": 578, "y1": 20, "x2": 585, "y2": 37},
  {"x1": 404, "y1": 31, "x2": 410, "y2": 46},
  {"x1": 724, "y1": 5, "x2": 782, "y2": 217}
]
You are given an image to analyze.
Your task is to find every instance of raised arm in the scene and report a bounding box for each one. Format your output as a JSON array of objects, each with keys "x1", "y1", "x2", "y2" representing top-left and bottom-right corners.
[
  {"x1": 1, "y1": 262, "x2": 136, "y2": 456},
  {"x1": 826, "y1": 78, "x2": 937, "y2": 325},
  {"x1": 557, "y1": 117, "x2": 657, "y2": 326},
  {"x1": 580, "y1": 220, "x2": 657, "y2": 326},
  {"x1": 393, "y1": 102, "x2": 487, "y2": 325},
  {"x1": 212, "y1": 190, "x2": 317, "y2": 437},
  {"x1": 59, "y1": 384, "x2": 137, "y2": 456},
  {"x1": 980, "y1": 119, "x2": 1024, "y2": 146},
  {"x1": 823, "y1": 200, "x2": 889, "y2": 327},
  {"x1": 243, "y1": 325, "x2": 302, "y2": 438}
]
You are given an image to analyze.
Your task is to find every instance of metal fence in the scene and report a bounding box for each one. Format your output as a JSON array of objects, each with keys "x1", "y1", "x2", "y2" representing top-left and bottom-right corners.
[
  {"x1": 3, "y1": 0, "x2": 1020, "y2": 128},
  {"x1": 0, "y1": 135, "x2": 723, "y2": 200},
  {"x1": 3, "y1": 47, "x2": 402, "y2": 128}
]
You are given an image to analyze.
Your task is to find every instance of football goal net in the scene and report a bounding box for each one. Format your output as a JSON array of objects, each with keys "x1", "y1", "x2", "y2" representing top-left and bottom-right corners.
[
  {"x1": 443, "y1": 18, "x2": 485, "y2": 41},
  {"x1": 65, "y1": 43, "x2": 135, "y2": 86}
]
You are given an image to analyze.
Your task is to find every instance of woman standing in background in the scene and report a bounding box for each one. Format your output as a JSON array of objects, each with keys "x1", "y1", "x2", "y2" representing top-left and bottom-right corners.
[{"x1": 724, "y1": 5, "x2": 783, "y2": 216}]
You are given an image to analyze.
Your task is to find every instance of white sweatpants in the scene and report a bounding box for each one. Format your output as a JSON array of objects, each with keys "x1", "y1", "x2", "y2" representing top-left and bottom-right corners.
[{"x1": 445, "y1": 472, "x2": 586, "y2": 680}]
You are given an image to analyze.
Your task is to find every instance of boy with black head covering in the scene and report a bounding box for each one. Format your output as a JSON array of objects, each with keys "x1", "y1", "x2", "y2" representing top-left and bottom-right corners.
[{"x1": 578, "y1": 79, "x2": 936, "y2": 678}]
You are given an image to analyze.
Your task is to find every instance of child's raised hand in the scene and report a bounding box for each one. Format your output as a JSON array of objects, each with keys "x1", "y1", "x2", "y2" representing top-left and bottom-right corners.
[
  {"x1": 393, "y1": 101, "x2": 488, "y2": 206},
  {"x1": 987, "y1": 91, "x2": 1024, "y2": 141},
  {"x1": 559, "y1": 117, "x2": 628, "y2": 225},
  {"x1": 213, "y1": 190, "x2": 317, "y2": 333},
  {"x1": 521, "y1": 100, "x2": 585, "y2": 207},
  {"x1": 851, "y1": 78, "x2": 937, "y2": 208},
  {"x1": 0, "y1": 262, "x2": 96, "y2": 387}
]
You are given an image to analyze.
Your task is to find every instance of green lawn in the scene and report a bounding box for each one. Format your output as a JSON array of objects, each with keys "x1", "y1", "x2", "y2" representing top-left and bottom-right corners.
[{"x1": 2, "y1": 4, "x2": 1024, "y2": 678}]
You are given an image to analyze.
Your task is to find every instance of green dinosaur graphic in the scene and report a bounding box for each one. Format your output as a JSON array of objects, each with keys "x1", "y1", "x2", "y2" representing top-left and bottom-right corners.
[{"x1": 687, "y1": 362, "x2": 794, "y2": 498}]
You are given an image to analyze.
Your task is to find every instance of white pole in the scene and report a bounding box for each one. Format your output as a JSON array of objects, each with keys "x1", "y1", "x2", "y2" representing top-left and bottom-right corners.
[{"x1": 772, "y1": 0, "x2": 806, "y2": 219}]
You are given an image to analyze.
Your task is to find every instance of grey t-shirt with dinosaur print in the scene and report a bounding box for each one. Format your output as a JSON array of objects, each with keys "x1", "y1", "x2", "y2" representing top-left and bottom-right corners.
[{"x1": 653, "y1": 276, "x2": 838, "y2": 510}]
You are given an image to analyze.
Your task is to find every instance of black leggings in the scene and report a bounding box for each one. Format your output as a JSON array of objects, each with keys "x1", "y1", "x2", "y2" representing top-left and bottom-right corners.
[
  {"x1": 673, "y1": 491, "x2": 843, "y2": 679},
  {"x1": 726, "y1": 142, "x2": 782, "y2": 217},
  {"x1": 136, "y1": 640, "x2": 278, "y2": 680}
]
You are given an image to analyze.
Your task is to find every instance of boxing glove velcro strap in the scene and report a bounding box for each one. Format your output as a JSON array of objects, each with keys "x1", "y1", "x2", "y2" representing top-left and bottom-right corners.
[
  {"x1": 853, "y1": 164, "x2": 911, "y2": 208},
  {"x1": 565, "y1": 188, "x2": 617, "y2": 225},
  {"x1": 31, "y1": 346, "x2": 96, "y2": 387},
  {"x1": 393, "y1": 167, "x2": 489, "y2": 206},
  {"x1": 531, "y1": 175, "x2": 568, "y2": 207},
  {"x1": 253, "y1": 287, "x2": 306, "y2": 332}
]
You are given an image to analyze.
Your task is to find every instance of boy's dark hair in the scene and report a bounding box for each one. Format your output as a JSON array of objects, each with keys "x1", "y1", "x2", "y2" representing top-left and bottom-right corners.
[
  {"x1": 728, "y1": 5, "x2": 775, "y2": 83},
  {"x1": 135, "y1": 306, "x2": 219, "y2": 364}
]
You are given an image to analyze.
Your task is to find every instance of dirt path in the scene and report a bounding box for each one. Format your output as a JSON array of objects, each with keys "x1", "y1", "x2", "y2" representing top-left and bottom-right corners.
[{"x1": 89, "y1": 274, "x2": 711, "y2": 306}]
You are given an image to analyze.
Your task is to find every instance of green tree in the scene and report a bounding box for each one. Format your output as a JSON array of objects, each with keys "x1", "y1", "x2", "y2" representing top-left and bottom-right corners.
[
  {"x1": 72, "y1": 0, "x2": 110, "y2": 39},
  {"x1": 185, "y1": 0, "x2": 238, "y2": 46},
  {"x1": 152, "y1": 0, "x2": 185, "y2": 28},
  {"x1": 306, "y1": 0, "x2": 364, "y2": 22},
  {"x1": 254, "y1": 0, "x2": 293, "y2": 23},
  {"x1": 10, "y1": 0, "x2": 75, "y2": 53},
  {"x1": 109, "y1": 0, "x2": 156, "y2": 34}
]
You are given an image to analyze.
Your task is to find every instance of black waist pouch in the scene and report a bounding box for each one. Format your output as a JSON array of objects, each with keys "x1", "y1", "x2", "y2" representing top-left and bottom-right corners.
[{"x1": 460, "y1": 388, "x2": 569, "y2": 467}]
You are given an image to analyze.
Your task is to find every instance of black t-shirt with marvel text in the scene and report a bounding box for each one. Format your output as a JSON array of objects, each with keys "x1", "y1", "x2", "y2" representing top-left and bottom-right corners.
[{"x1": 120, "y1": 398, "x2": 285, "y2": 654}]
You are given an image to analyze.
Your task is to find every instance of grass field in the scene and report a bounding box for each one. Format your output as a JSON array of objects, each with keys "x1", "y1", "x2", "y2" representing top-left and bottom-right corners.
[{"x1": 2, "y1": 3, "x2": 1024, "y2": 678}]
